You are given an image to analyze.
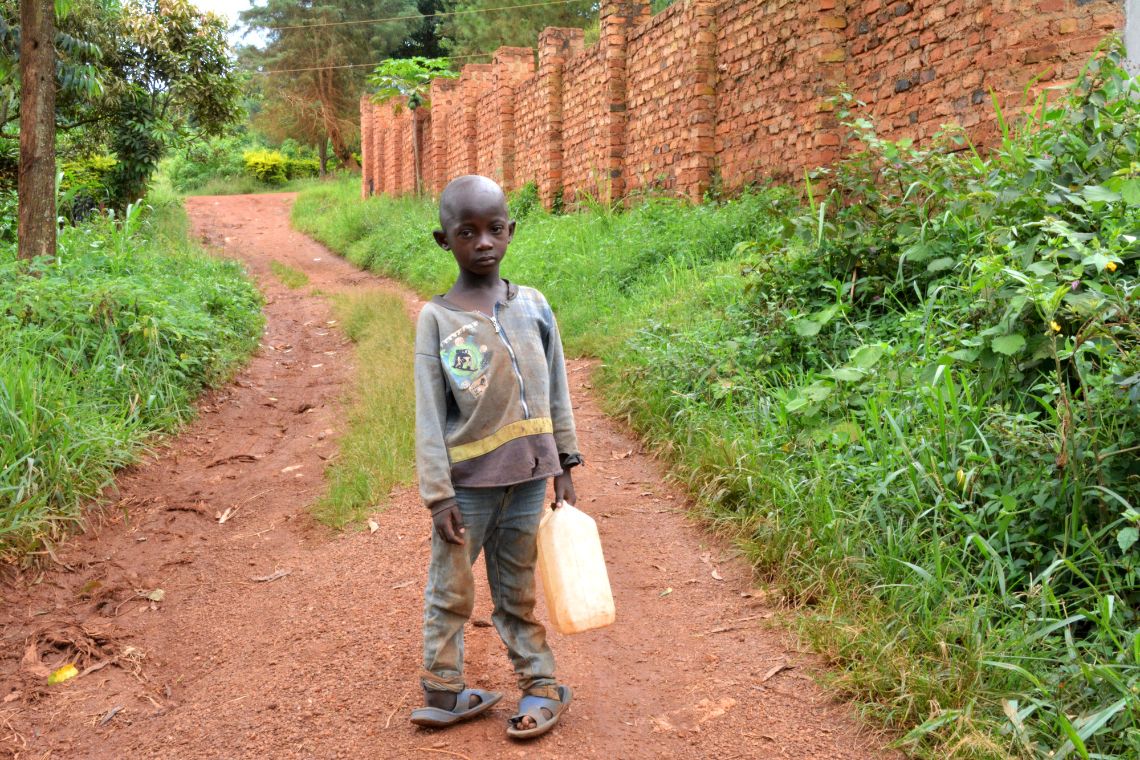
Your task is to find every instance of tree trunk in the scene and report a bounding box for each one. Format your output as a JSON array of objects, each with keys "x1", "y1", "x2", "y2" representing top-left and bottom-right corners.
[
  {"x1": 318, "y1": 138, "x2": 328, "y2": 177},
  {"x1": 18, "y1": 0, "x2": 56, "y2": 262},
  {"x1": 330, "y1": 134, "x2": 359, "y2": 171}
]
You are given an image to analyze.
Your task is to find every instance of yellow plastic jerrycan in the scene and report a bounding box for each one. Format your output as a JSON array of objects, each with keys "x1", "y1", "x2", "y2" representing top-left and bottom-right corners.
[{"x1": 536, "y1": 501, "x2": 616, "y2": 635}]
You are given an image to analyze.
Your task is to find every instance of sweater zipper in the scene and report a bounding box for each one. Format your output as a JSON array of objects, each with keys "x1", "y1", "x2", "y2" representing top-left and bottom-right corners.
[{"x1": 489, "y1": 303, "x2": 530, "y2": 419}]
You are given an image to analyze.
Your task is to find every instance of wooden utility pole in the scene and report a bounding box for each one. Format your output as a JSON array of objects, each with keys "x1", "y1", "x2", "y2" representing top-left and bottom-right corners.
[{"x1": 18, "y1": 0, "x2": 56, "y2": 261}]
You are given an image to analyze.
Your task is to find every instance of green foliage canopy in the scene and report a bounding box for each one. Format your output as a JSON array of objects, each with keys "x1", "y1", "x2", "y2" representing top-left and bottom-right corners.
[
  {"x1": 367, "y1": 56, "x2": 456, "y2": 110},
  {"x1": 0, "y1": 0, "x2": 242, "y2": 206},
  {"x1": 437, "y1": 0, "x2": 595, "y2": 57}
]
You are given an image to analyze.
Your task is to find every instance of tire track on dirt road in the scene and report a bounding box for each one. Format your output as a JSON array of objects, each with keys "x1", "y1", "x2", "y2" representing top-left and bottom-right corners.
[{"x1": 0, "y1": 192, "x2": 896, "y2": 759}]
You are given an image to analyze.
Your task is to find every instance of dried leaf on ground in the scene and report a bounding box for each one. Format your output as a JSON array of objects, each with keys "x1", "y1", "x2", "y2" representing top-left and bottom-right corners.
[
  {"x1": 98, "y1": 705, "x2": 123, "y2": 726},
  {"x1": 146, "y1": 589, "x2": 165, "y2": 602},
  {"x1": 251, "y1": 569, "x2": 291, "y2": 583},
  {"x1": 206, "y1": 454, "x2": 260, "y2": 468},
  {"x1": 367, "y1": 519, "x2": 380, "y2": 534},
  {"x1": 759, "y1": 662, "x2": 794, "y2": 683}
]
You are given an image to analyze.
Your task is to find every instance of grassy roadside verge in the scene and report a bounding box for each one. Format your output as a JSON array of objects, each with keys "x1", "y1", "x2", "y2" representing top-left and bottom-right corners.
[
  {"x1": 293, "y1": 48, "x2": 1139, "y2": 759},
  {"x1": 312, "y1": 291, "x2": 416, "y2": 528},
  {"x1": 0, "y1": 191, "x2": 264, "y2": 560}
]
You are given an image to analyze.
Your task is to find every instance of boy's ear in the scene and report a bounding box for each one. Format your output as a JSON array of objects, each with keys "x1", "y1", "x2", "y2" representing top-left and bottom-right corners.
[
  {"x1": 433, "y1": 229, "x2": 449, "y2": 249},
  {"x1": 507, "y1": 220, "x2": 516, "y2": 239}
]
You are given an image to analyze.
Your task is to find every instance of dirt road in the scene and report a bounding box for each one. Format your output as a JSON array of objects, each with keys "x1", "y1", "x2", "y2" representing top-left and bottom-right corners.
[{"x1": 0, "y1": 193, "x2": 895, "y2": 759}]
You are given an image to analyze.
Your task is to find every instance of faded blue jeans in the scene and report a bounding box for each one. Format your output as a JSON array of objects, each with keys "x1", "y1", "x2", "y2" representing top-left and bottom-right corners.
[{"x1": 421, "y1": 478, "x2": 558, "y2": 698}]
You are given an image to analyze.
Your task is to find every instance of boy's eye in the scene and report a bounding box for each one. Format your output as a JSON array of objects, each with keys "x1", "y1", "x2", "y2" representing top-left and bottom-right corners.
[{"x1": 491, "y1": 225, "x2": 503, "y2": 233}]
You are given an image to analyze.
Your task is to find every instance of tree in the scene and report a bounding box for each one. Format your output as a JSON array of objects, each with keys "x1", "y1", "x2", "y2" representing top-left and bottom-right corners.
[
  {"x1": 438, "y1": 0, "x2": 595, "y2": 58},
  {"x1": 367, "y1": 56, "x2": 456, "y2": 193},
  {"x1": 104, "y1": 0, "x2": 240, "y2": 204},
  {"x1": 240, "y1": 0, "x2": 421, "y2": 171},
  {"x1": 17, "y1": 0, "x2": 54, "y2": 260},
  {"x1": 1, "y1": 0, "x2": 242, "y2": 209}
]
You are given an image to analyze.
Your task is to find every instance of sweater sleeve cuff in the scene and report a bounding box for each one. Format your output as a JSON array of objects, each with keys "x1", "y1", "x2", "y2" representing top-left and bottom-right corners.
[
  {"x1": 428, "y1": 497, "x2": 458, "y2": 515},
  {"x1": 559, "y1": 453, "x2": 584, "y2": 470}
]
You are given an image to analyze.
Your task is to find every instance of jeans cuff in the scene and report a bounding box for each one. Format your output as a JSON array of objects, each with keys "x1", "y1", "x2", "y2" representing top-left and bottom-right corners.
[
  {"x1": 523, "y1": 683, "x2": 560, "y2": 700},
  {"x1": 420, "y1": 669, "x2": 464, "y2": 694}
]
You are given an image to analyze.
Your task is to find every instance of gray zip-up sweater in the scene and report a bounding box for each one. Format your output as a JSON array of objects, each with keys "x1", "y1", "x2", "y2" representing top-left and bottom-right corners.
[{"x1": 414, "y1": 283, "x2": 581, "y2": 510}]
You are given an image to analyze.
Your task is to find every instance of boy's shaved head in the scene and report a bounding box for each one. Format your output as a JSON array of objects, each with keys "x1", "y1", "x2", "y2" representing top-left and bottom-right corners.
[{"x1": 438, "y1": 175, "x2": 508, "y2": 228}]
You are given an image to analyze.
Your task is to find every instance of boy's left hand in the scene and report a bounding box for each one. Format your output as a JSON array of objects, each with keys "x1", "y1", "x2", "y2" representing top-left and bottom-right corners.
[{"x1": 552, "y1": 470, "x2": 576, "y2": 509}]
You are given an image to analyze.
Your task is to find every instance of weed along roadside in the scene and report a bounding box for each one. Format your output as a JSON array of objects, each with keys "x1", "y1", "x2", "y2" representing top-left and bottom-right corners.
[{"x1": 294, "y1": 49, "x2": 1140, "y2": 758}]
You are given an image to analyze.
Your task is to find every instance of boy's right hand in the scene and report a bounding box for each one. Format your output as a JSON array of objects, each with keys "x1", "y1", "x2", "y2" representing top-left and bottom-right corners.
[{"x1": 431, "y1": 502, "x2": 466, "y2": 545}]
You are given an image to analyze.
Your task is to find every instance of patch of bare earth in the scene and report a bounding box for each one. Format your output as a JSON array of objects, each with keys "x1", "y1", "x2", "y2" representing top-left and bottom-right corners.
[{"x1": 0, "y1": 192, "x2": 897, "y2": 759}]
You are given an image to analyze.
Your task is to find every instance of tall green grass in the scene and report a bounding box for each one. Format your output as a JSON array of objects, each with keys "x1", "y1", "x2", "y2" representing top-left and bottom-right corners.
[
  {"x1": 313, "y1": 291, "x2": 416, "y2": 528},
  {"x1": 0, "y1": 192, "x2": 263, "y2": 559},
  {"x1": 292, "y1": 45, "x2": 1139, "y2": 759}
]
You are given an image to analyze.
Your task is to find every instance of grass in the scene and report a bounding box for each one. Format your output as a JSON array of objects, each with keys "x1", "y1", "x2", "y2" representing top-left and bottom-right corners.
[
  {"x1": 183, "y1": 174, "x2": 329, "y2": 197},
  {"x1": 269, "y1": 260, "x2": 310, "y2": 289},
  {"x1": 312, "y1": 291, "x2": 416, "y2": 528},
  {"x1": 0, "y1": 190, "x2": 263, "y2": 560}
]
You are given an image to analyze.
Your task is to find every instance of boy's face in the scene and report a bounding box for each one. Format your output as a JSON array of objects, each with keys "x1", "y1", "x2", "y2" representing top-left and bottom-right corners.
[{"x1": 433, "y1": 192, "x2": 515, "y2": 276}]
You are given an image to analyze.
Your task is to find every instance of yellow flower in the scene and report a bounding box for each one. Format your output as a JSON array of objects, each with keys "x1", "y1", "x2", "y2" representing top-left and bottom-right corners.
[
  {"x1": 1106, "y1": 261, "x2": 1118, "y2": 272},
  {"x1": 956, "y1": 469, "x2": 966, "y2": 489},
  {"x1": 1050, "y1": 321, "x2": 1062, "y2": 333}
]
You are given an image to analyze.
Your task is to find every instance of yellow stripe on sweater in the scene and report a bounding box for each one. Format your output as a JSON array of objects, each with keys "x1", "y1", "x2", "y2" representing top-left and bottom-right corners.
[{"x1": 448, "y1": 417, "x2": 553, "y2": 463}]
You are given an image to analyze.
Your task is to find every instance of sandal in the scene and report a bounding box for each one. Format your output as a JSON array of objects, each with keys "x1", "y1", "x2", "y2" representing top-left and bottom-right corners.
[
  {"x1": 506, "y1": 685, "x2": 572, "y2": 740},
  {"x1": 409, "y1": 688, "x2": 502, "y2": 728}
]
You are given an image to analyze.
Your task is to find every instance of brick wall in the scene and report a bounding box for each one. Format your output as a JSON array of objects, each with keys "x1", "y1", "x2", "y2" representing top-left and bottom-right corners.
[
  {"x1": 624, "y1": 0, "x2": 716, "y2": 200},
  {"x1": 560, "y1": 47, "x2": 608, "y2": 203},
  {"x1": 847, "y1": 0, "x2": 1121, "y2": 147},
  {"x1": 715, "y1": 0, "x2": 846, "y2": 188},
  {"x1": 362, "y1": 0, "x2": 1125, "y2": 206}
]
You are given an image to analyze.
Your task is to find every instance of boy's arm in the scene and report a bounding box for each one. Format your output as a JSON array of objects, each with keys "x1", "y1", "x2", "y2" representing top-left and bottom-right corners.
[
  {"x1": 543, "y1": 299, "x2": 582, "y2": 506},
  {"x1": 414, "y1": 308, "x2": 460, "y2": 519}
]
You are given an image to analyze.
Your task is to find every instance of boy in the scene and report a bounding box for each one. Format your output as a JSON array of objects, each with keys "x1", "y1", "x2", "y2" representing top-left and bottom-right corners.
[{"x1": 410, "y1": 175, "x2": 582, "y2": 740}]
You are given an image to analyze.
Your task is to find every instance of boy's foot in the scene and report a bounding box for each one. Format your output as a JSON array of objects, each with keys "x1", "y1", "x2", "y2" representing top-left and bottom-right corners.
[
  {"x1": 410, "y1": 688, "x2": 503, "y2": 728},
  {"x1": 506, "y1": 685, "x2": 572, "y2": 740}
]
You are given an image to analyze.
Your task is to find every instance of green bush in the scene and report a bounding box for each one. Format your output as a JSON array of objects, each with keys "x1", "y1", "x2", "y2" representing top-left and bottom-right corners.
[
  {"x1": 165, "y1": 135, "x2": 249, "y2": 192},
  {"x1": 286, "y1": 157, "x2": 320, "y2": 180},
  {"x1": 59, "y1": 154, "x2": 118, "y2": 219},
  {"x1": 242, "y1": 148, "x2": 289, "y2": 185},
  {"x1": 0, "y1": 194, "x2": 263, "y2": 559}
]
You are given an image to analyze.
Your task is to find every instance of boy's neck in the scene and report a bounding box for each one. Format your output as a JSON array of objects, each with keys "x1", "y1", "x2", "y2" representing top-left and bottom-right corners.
[
  {"x1": 452, "y1": 268, "x2": 504, "y2": 293},
  {"x1": 447, "y1": 272, "x2": 507, "y2": 313}
]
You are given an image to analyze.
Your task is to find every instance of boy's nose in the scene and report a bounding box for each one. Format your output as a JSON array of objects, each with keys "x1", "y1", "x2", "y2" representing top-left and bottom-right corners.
[{"x1": 475, "y1": 234, "x2": 494, "y2": 250}]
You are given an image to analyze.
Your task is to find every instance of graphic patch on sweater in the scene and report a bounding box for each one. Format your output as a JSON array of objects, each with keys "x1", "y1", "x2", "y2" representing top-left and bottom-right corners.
[{"x1": 440, "y1": 324, "x2": 492, "y2": 399}]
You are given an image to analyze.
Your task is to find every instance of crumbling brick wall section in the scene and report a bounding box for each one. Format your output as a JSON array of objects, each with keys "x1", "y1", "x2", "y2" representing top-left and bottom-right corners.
[{"x1": 361, "y1": 0, "x2": 1125, "y2": 206}]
